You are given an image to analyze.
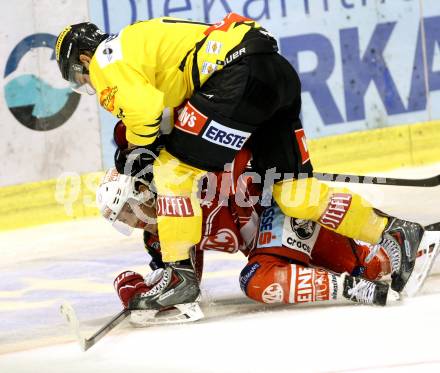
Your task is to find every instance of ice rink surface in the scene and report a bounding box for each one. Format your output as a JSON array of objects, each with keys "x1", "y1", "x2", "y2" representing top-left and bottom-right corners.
[{"x1": 1, "y1": 163, "x2": 440, "y2": 373}]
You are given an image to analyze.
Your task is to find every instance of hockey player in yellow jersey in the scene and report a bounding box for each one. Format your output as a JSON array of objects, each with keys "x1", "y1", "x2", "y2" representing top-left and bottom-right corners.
[{"x1": 56, "y1": 13, "x2": 425, "y2": 312}]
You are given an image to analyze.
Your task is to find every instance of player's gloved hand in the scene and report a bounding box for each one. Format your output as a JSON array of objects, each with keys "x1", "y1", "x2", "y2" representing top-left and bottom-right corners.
[
  {"x1": 114, "y1": 146, "x2": 154, "y2": 178},
  {"x1": 114, "y1": 269, "x2": 166, "y2": 309},
  {"x1": 113, "y1": 120, "x2": 128, "y2": 150},
  {"x1": 114, "y1": 271, "x2": 149, "y2": 308},
  {"x1": 114, "y1": 136, "x2": 167, "y2": 179}
]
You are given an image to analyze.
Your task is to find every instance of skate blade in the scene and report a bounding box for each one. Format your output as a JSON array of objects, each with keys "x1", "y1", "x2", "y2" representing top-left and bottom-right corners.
[
  {"x1": 387, "y1": 289, "x2": 401, "y2": 303},
  {"x1": 404, "y1": 231, "x2": 440, "y2": 297},
  {"x1": 129, "y1": 302, "x2": 204, "y2": 326}
]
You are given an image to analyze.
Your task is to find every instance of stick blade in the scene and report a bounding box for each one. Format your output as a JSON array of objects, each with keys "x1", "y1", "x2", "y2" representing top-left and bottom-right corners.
[{"x1": 60, "y1": 302, "x2": 87, "y2": 351}]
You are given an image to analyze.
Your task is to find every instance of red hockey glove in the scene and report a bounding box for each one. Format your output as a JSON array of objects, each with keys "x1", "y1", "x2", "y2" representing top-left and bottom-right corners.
[{"x1": 113, "y1": 271, "x2": 149, "y2": 308}]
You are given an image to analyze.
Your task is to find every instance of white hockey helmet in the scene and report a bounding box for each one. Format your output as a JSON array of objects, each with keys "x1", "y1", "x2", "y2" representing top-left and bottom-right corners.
[{"x1": 96, "y1": 168, "x2": 155, "y2": 235}]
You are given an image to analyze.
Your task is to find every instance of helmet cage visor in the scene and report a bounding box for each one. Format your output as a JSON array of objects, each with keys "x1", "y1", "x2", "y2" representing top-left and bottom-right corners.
[{"x1": 67, "y1": 62, "x2": 95, "y2": 95}]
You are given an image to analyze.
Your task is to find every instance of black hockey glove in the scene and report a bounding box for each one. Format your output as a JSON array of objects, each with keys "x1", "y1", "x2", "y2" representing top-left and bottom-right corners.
[{"x1": 114, "y1": 136, "x2": 167, "y2": 180}]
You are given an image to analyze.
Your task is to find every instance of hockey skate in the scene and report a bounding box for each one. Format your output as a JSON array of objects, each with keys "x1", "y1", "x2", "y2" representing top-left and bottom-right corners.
[
  {"x1": 129, "y1": 261, "x2": 204, "y2": 326},
  {"x1": 342, "y1": 274, "x2": 398, "y2": 306},
  {"x1": 403, "y1": 229, "x2": 440, "y2": 297},
  {"x1": 379, "y1": 217, "x2": 424, "y2": 292}
]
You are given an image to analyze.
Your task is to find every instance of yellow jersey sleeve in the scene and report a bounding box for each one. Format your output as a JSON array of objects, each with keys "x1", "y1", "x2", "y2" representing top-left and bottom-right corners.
[{"x1": 90, "y1": 32, "x2": 165, "y2": 146}]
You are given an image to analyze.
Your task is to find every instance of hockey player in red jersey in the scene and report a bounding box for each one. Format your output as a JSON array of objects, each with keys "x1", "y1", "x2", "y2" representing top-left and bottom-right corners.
[{"x1": 97, "y1": 146, "x2": 397, "y2": 323}]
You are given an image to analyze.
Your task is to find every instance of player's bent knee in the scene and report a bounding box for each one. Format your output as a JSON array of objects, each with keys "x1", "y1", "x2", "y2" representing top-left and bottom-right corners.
[
  {"x1": 272, "y1": 178, "x2": 330, "y2": 221},
  {"x1": 239, "y1": 257, "x2": 289, "y2": 304}
]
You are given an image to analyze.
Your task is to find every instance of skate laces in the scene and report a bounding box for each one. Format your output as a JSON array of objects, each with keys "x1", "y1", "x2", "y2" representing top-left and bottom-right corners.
[
  {"x1": 380, "y1": 234, "x2": 402, "y2": 273},
  {"x1": 365, "y1": 244, "x2": 381, "y2": 263},
  {"x1": 144, "y1": 268, "x2": 164, "y2": 286},
  {"x1": 347, "y1": 279, "x2": 376, "y2": 304},
  {"x1": 143, "y1": 268, "x2": 171, "y2": 296}
]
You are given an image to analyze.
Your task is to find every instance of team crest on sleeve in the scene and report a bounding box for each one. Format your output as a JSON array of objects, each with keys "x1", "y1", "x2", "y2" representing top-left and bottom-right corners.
[{"x1": 100, "y1": 86, "x2": 118, "y2": 112}]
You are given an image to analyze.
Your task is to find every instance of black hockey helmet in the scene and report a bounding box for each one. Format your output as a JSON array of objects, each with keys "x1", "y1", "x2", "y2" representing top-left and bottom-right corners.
[{"x1": 55, "y1": 22, "x2": 108, "y2": 90}]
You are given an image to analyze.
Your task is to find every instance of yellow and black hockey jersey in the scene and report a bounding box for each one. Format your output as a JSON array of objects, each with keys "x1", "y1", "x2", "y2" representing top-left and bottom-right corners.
[{"x1": 89, "y1": 13, "x2": 261, "y2": 145}]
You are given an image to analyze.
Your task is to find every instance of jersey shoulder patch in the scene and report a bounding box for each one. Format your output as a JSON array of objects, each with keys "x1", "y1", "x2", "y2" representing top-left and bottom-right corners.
[{"x1": 95, "y1": 32, "x2": 124, "y2": 68}]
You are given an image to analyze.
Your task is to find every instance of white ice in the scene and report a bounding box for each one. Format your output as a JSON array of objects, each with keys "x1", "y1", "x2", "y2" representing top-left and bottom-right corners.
[{"x1": 0, "y1": 163, "x2": 439, "y2": 373}]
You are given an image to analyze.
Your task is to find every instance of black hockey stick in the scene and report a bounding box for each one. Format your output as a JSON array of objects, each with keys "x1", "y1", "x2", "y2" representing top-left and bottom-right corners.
[
  {"x1": 425, "y1": 222, "x2": 440, "y2": 231},
  {"x1": 60, "y1": 301, "x2": 204, "y2": 351},
  {"x1": 313, "y1": 172, "x2": 440, "y2": 187},
  {"x1": 60, "y1": 303, "x2": 130, "y2": 351}
]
